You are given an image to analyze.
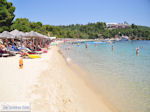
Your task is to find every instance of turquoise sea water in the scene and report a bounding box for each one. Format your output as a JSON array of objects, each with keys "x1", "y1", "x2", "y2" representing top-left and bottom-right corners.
[{"x1": 60, "y1": 40, "x2": 150, "y2": 112}]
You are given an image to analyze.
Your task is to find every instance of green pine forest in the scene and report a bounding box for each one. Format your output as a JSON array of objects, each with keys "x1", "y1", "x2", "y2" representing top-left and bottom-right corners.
[{"x1": 1, "y1": 0, "x2": 150, "y2": 40}]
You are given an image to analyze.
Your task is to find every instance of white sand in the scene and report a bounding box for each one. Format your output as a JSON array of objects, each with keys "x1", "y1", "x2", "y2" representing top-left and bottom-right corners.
[
  {"x1": 0, "y1": 46, "x2": 115, "y2": 112},
  {"x1": 0, "y1": 51, "x2": 50, "y2": 102}
]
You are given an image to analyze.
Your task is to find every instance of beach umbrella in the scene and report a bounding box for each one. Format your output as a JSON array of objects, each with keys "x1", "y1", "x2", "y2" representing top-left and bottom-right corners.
[
  {"x1": 25, "y1": 31, "x2": 50, "y2": 48},
  {"x1": 10, "y1": 29, "x2": 26, "y2": 38},
  {"x1": 25, "y1": 31, "x2": 43, "y2": 38},
  {"x1": 0, "y1": 31, "x2": 15, "y2": 39},
  {"x1": 42, "y1": 35, "x2": 49, "y2": 39},
  {"x1": 34, "y1": 32, "x2": 49, "y2": 39}
]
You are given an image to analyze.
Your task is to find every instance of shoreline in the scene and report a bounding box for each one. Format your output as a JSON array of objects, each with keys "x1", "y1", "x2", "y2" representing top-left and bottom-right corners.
[
  {"x1": 0, "y1": 46, "x2": 116, "y2": 112},
  {"x1": 30, "y1": 46, "x2": 116, "y2": 112},
  {"x1": 58, "y1": 46, "x2": 119, "y2": 112}
]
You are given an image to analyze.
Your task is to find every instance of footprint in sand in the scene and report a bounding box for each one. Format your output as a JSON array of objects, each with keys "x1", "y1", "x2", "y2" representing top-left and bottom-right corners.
[{"x1": 62, "y1": 98, "x2": 72, "y2": 104}]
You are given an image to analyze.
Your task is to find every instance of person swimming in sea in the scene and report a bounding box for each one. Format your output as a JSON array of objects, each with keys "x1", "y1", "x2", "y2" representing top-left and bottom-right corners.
[
  {"x1": 139, "y1": 46, "x2": 143, "y2": 49},
  {"x1": 94, "y1": 43, "x2": 98, "y2": 47}
]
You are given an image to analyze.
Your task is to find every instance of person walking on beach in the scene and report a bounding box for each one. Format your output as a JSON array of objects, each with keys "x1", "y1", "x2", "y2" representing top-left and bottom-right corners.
[{"x1": 19, "y1": 57, "x2": 23, "y2": 69}]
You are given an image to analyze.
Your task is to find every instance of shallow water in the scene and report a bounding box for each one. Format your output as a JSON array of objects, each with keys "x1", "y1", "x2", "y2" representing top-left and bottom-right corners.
[{"x1": 60, "y1": 40, "x2": 150, "y2": 112}]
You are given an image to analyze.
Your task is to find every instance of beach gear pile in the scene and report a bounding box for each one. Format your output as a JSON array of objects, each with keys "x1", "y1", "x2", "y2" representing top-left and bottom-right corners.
[{"x1": 0, "y1": 30, "x2": 56, "y2": 58}]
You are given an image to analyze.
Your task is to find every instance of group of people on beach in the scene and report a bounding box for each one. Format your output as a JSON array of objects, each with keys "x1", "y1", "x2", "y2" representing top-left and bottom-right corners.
[
  {"x1": 0, "y1": 38, "x2": 51, "y2": 57},
  {"x1": 0, "y1": 37, "x2": 54, "y2": 69}
]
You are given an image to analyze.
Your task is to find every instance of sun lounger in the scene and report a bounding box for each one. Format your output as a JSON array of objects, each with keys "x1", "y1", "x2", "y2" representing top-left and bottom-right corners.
[
  {"x1": 20, "y1": 51, "x2": 41, "y2": 59},
  {"x1": 28, "y1": 54, "x2": 41, "y2": 59},
  {"x1": 0, "y1": 50, "x2": 15, "y2": 57},
  {"x1": 34, "y1": 51, "x2": 43, "y2": 54},
  {"x1": 1, "y1": 53, "x2": 10, "y2": 57}
]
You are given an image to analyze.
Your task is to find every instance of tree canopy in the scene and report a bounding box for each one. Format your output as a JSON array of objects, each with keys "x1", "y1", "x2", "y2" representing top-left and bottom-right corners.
[
  {"x1": 10, "y1": 18, "x2": 150, "y2": 40},
  {"x1": 1, "y1": 0, "x2": 150, "y2": 40},
  {"x1": 11, "y1": 18, "x2": 62, "y2": 37},
  {"x1": 0, "y1": 0, "x2": 15, "y2": 32}
]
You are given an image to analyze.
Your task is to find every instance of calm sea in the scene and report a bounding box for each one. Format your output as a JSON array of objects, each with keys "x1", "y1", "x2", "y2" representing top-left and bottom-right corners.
[{"x1": 60, "y1": 40, "x2": 150, "y2": 112}]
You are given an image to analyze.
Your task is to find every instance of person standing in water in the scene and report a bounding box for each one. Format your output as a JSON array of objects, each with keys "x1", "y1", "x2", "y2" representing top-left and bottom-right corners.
[
  {"x1": 85, "y1": 43, "x2": 88, "y2": 48},
  {"x1": 112, "y1": 45, "x2": 114, "y2": 51},
  {"x1": 136, "y1": 47, "x2": 139, "y2": 56}
]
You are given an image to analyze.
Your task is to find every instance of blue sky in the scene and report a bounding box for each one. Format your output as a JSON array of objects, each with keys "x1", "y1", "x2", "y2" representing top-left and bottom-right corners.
[{"x1": 9, "y1": 0, "x2": 150, "y2": 26}]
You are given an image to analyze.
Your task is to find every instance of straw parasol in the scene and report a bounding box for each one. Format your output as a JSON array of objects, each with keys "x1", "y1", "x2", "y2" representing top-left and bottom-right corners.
[
  {"x1": 10, "y1": 29, "x2": 26, "y2": 39},
  {"x1": 0, "y1": 31, "x2": 15, "y2": 39},
  {"x1": 25, "y1": 31, "x2": 43, "y2": 38},
  {"x1": 41, "y1": 35, "x2": 49, "y2": 39}
]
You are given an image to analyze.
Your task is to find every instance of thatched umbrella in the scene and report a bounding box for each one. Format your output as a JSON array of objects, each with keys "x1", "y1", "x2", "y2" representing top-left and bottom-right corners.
[
  {"x1": 0, "y1": 31, "x2": 15, "y2": 46},
  {"x1": 0, "y1": 31, "x2": 15, "y2": 39},
  {"x1": 10, "y1": 29, "x2": 25, "y2": 39},
  {"x1": 10, "y1": 30, "x2": 29, "y2": 46},
  {"x1": 25, "y1": 31, "x2": 42, "y2": 38},
  {"x1": 25, "y1": 31, "x2": 45, "y2": 49}
]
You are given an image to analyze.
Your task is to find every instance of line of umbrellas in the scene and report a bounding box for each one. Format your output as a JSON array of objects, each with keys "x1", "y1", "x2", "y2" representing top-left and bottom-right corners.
[{"x1": 0, "y1": 29, "x2": 56, "y2": 40}]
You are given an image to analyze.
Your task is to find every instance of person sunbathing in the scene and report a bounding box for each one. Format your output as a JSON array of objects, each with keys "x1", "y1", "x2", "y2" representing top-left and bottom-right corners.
[{"x1": 0, "y1": 47, "x2": 15, "y2": 57}]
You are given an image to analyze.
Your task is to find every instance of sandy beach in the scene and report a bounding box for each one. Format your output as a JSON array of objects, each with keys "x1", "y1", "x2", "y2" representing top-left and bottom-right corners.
[{"x1": 0, "y1": 46, "x2": 114, "y2": 112}]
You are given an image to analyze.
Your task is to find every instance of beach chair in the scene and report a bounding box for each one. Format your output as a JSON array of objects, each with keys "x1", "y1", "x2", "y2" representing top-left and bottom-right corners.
[
  {"x1": 28, "y1": 54, "x2": 41, "y2": 59},
  {"x1": 20, "y1": 51, "x2": 41, "y2": 59},
  {"x1": 2, "y1": 53, "x2": 10, "y2": 57}
]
